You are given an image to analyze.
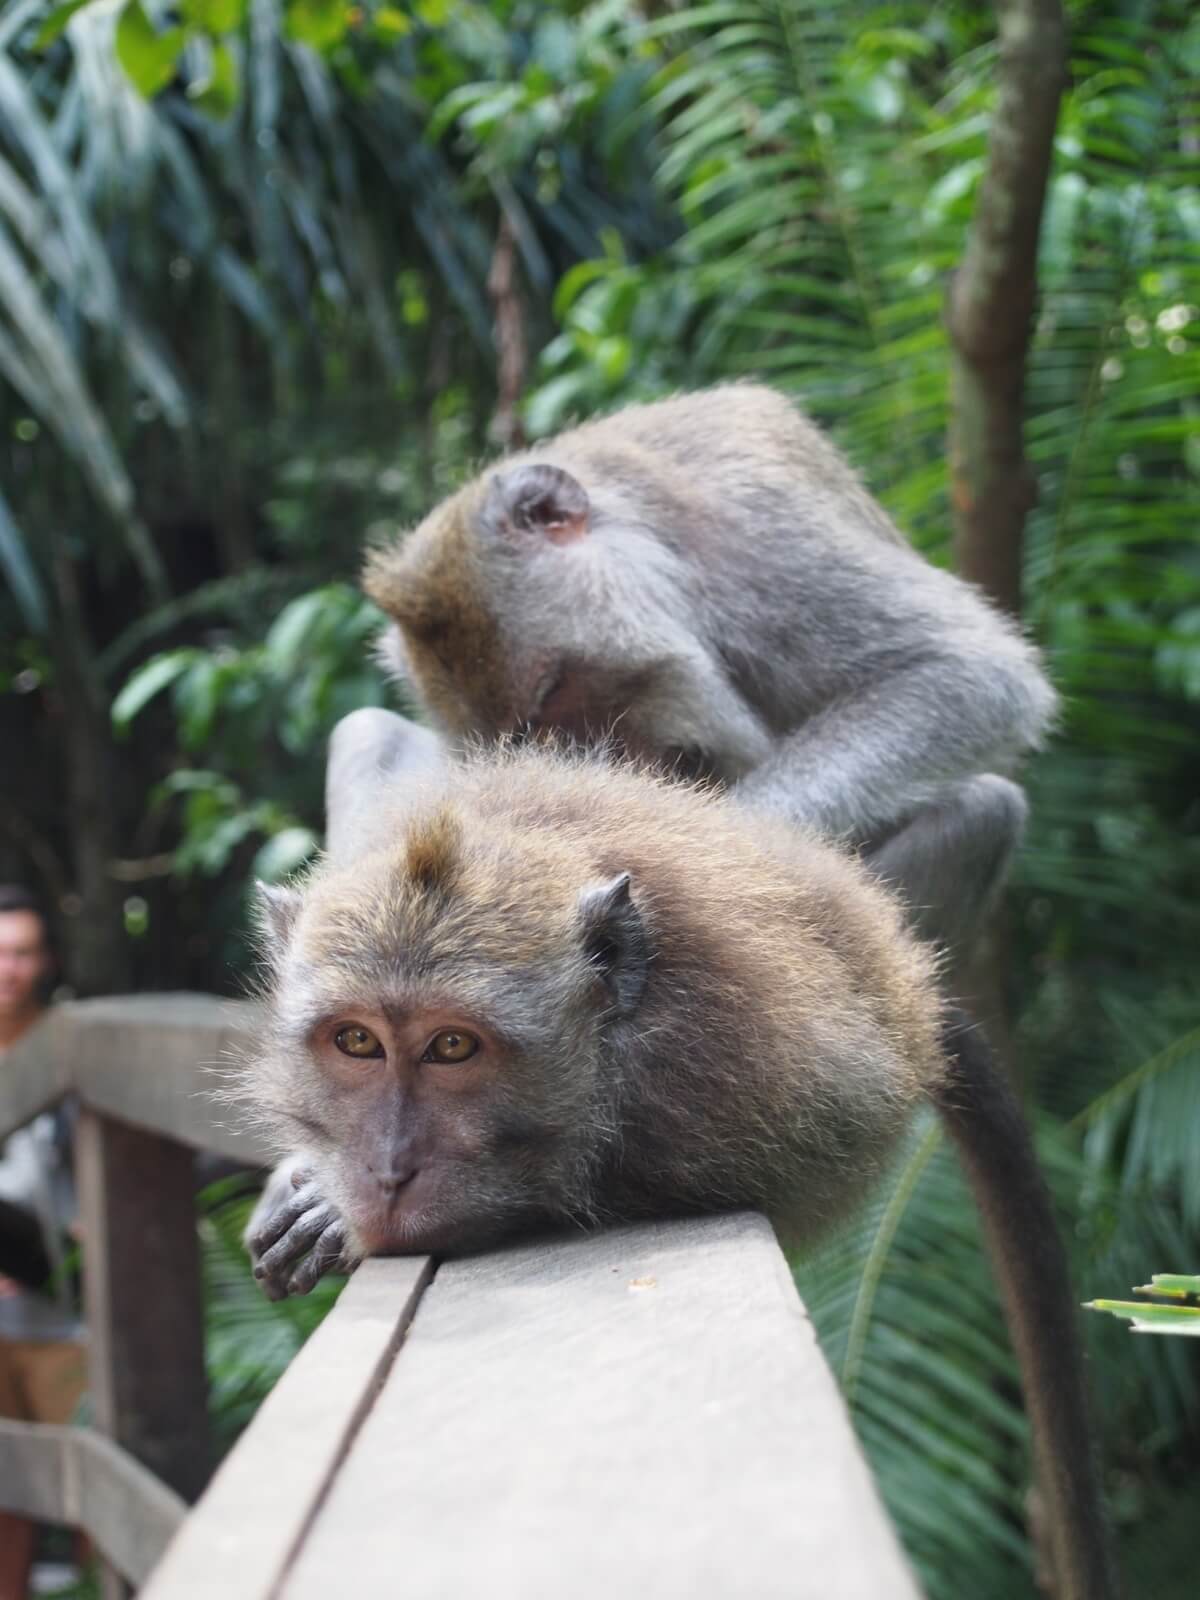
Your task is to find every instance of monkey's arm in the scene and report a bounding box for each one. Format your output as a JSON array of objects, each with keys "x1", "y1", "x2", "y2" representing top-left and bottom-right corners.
[
  {"x1": 244, "y1": 1157, "x2": 359, "y2": 1300},
  {"x1": 735, "y1": 640, "x2": 1054, "y2": 843},
  {"x1": 937, "y1": 1012, "x2": 1117, "y2": 1600}
]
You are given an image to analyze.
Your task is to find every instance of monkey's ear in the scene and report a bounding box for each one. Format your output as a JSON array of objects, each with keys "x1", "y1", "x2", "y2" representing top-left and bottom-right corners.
[
  {"x1": 578, "y1": 872, "x2": 650, "y2": 1018},
  {"x1": 482, "y1": 464, "x2": 590, "y2": 546},
  {"x1": 255, "y1": 882, "x2": 303, "y2": 947}
]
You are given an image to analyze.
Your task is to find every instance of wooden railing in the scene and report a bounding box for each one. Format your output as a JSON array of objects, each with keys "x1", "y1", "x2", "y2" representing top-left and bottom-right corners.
[
  {"x1": 0, "y1": 995, "x2": 262, "y2": 1584},
  {"x1": 0, "y1": 997, "x2": 922, "y2": 1598}
]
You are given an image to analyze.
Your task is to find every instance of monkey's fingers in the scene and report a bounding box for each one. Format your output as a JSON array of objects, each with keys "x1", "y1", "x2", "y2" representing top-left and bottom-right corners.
[
  {"x1": 247, "y1": 1180, "x2": 325, "y2": 1259},
  {"x1": 252, "y1": 1199, "x2": 339, "y2": 1289},
  {"x1": 286, "y1": 1223, "x2": 352, "y2": 1299}
]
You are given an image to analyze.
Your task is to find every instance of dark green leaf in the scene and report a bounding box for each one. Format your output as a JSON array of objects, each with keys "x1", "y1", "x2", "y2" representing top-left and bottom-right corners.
[
  {"x1": 112, "y1": 651, "x2": 198, "y2": 729},
  {"x1": 33, "y1": 0, "x2": 97, "y2": 49},
  {"x1": 0, "y1": 487, "x2": 48, "y2": 633}
]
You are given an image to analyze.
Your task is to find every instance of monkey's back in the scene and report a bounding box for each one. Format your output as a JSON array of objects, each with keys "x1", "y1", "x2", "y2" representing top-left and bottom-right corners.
[{"x1": 422, "y1": 746, "x2": 946, "y2": 1235}]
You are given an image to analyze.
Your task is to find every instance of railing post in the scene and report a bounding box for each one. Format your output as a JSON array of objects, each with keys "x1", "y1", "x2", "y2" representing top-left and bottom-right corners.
[{"x1": 75, "y1": 1109, "x2": 211, "y2": 1504}]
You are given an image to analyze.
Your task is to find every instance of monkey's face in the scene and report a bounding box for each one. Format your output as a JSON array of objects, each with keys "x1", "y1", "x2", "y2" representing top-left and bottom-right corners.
[
  {"x1": 291, "y1": 1002, "x2": 582, "y2": 1256},
  {"x1": 365, "y1": 463, "x2": 716, "y2": 768}
]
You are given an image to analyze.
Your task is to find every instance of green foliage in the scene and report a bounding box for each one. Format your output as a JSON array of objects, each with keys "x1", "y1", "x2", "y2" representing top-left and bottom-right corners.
[
  {"x1": 114, "y1": 1, "x2": 184, "y2": 97},
  {"x1": 0, "y1": 1, "x2": 1198, "y2": 1593},
  {"x1": 1088, "y1": 1275, "x2": 1200, "y2": 1337},
  {"x1": 199, "y1": 1175, "x2": 345, "y2": 1451},
  {"x1": 113, "y1": 585, "x2": 387, "y2": 881}
]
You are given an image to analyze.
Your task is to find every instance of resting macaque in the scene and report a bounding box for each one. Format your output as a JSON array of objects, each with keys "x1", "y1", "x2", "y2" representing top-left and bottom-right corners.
[
  {"x1": 245, "y1": 718, "x2": 1111, "y2": 1600},
  {"x1": 248, "y1": 733, "x2": 943, "y2": 1263},
  {"x1": 362, "y1": 384, "x2": 1057, "y2": 954}
]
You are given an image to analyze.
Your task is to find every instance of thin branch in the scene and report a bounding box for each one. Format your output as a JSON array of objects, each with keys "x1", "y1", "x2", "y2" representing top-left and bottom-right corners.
[
  {"x1": 486, "y1": 207, "x2": 527, "y2": 452},
  {"x1": 946, "y1": 0, "x2": 1067, "y2": 616}
]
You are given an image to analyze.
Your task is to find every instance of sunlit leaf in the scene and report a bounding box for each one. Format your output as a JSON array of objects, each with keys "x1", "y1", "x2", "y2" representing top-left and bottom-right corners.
[
  {"x1": 373, "y1": 7, "x2": 410, "y2": 40},
  {"x1": 284, "y1": 0, "x2": 349, "y2": 51},
  {"x1": 115, "y1": 0, "x2": 185, "y2": 97},
  {"x1": 182, "y1": 0, "x2": 247, "y2": 30}
]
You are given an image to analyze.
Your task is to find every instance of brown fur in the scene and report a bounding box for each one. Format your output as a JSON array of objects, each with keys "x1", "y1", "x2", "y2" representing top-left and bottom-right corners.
[
  {"x1": 248, "y1": 744, "x2": 944, "y2": 1254},
  {"x1": 404, "y1": 806, "x2": 460, "y2": 892}
]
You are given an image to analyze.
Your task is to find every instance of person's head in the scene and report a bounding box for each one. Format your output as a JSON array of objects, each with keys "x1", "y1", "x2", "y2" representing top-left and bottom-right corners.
[{"x1": 0, "y1": 885, "x2": 53, "y2": 1022}]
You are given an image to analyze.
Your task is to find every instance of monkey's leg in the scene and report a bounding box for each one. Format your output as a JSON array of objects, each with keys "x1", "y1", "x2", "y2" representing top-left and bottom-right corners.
[
  {"x1": 936, "y1": 1012, "x2": 1117, "y2": 1600},
  {"x1": 865, "y1": 774, "x2": 1027, "y2": 956},
  {"x1": 324, "y1": 706, "x2": 448, "y2": 863}
]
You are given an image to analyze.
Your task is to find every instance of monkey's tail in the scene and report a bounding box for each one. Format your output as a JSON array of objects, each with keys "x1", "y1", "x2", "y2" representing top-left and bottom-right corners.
[{"x1": 934, "y1": 1007, "x2": 1119, "y2": 1600}]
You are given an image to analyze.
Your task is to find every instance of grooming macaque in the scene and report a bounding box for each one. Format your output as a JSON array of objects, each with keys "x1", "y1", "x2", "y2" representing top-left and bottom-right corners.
[
  {"x1": 362, "y1": 384, "x2": 1058, "y2": 953},
  {"x1": 245, "y1": 713, "x2": 1113, "y2": 1600}
]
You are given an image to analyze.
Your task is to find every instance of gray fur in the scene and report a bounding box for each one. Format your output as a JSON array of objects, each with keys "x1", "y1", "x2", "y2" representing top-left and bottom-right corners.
[
  {"x1": 324, "y1": 707, "x2": 446, "y2": 864},
  {"x1": 245, "y1": 717, "x2": 944, "y2": 1289},
  {"x1": 364, "y1": 384, "x2": 1057, "y2": 958}
]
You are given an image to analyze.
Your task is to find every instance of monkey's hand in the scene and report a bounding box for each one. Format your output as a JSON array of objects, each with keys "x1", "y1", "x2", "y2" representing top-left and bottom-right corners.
[{"x1": 244, "y1": 1157, "x2": 360, "y2": 1300}]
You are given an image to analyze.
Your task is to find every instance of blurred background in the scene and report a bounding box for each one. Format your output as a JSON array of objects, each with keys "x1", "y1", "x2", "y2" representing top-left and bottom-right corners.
[{"x1": 0, "y1": 1, "x2": 1197, "y2": 1595}]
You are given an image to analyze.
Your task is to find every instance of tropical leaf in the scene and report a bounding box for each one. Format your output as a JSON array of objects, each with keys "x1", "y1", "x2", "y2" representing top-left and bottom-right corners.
[{"x1": 0, "y1": 482, "x2": 47, "y2": 630}]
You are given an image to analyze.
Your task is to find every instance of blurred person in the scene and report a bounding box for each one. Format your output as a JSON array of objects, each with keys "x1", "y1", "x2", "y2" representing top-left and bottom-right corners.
[{"x1": 0, "y1": 886, "x2": 85, "y2": 1600}]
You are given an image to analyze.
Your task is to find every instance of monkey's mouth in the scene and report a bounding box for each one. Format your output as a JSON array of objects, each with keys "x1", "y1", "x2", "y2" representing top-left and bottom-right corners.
[
  {"x1": 350, "y1": 1169, "x2": 482, "y2": 1256},
  {"x1": 348, "y1": 1167, "x2": 531, "y2": 1258}
]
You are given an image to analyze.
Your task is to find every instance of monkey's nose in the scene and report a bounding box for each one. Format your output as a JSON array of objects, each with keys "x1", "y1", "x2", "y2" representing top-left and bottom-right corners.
[{"x1": 366, "y1": 1159, "x2": 417, "y2": 1198}]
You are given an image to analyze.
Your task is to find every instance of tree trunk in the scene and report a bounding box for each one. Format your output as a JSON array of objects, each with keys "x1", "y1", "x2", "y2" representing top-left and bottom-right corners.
[
  {"x1": 487, "y1": 206, "x2": 528, "y2": 452},
  {"x1": 946, "y1": 0, "x2": 1067, "y2": 613},
  {"x1": 945, "y1": 0, "x2": 1067, "y2": 1057}
]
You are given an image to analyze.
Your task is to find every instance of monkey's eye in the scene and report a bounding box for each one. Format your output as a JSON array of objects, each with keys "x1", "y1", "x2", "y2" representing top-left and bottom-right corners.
[
  {"x1": 423, "y1": 1029, "x2": 479, "y2": 1064},
  {"x1": 334, "y1": 1024, "x2": 385, "y2": 1059}
]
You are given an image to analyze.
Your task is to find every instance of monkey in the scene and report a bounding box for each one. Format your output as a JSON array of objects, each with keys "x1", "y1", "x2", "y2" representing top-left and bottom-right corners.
[
  {"x1": 243, "y1": 713, "x2": 1114, "y2": 1600},
  {"x1": 244, "y1": 384, "x2": 1111, "y2": 1593},
  {"x1": 360, "y1": 383, "x2": 1058, "y2": 956},
  {"x1": 246, "y1": 729, "x2": 944, "y2": 1265}
]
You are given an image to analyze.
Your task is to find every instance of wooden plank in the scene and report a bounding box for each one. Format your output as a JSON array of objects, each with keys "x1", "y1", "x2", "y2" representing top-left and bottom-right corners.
[
  {"x1": 0, "y1": 1423, "x2": 184, "y2": 1584},
  {"x1": 67, "y1": 995, "x2": 269, "y2": 1165},
  {"x1": 0, "y1": 995, "x2": 270, "y2": 1164},
  {"x1": 76, "y1": 1109, "x2": 211, "y2": 1504},
  {"x1": 0, "y1": 1419, "x2": 68, "y2": 1522},
  {"x1": 140, "y1": 1256, "x2": 432, "y2": 1600},
  {"x1": 72, "y1": 1430, "x2": 187, "y2": 1584},
  {"x1": 0, "y1": 1004, "x2": 73, "y2": 1141},
  {"x1": 285, "y1": 1214, "x2": 922, "y2": 1600}
]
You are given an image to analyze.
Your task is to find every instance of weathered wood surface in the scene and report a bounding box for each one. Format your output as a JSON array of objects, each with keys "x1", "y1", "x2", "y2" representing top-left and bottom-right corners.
[
  {"x1": 140, "y1": 1258, "x2": 431, "y2": 1600},
  {"x1": 0, "y1": 994, "x2": 269, "y2": 1163},
  {"x1": 0, "y1": 994, "x2": 267, "y2": 1560},
  {"x1": 145, "y1": 1215, "x2": 920, "y2": 1599},
  {"x1": 77, "y1": 1109, "x2": 212, "y2": 1502},
  {"x1": 0, "y1": 1421, "x2": 184, "y2": 1584}
]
